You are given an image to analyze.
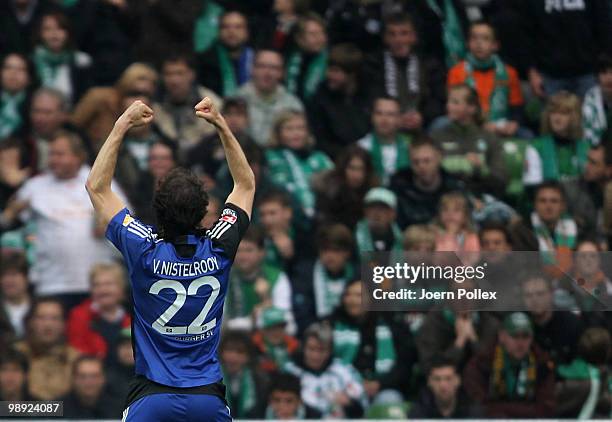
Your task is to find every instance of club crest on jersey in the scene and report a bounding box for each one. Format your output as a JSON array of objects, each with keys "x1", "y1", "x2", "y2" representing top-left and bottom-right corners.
[
  {"x1": 122, "y1": 214, "x2": 134, "y2": 227},
  {"x1": 220, "y1": 209, "x2": 237, "y2": 224}
]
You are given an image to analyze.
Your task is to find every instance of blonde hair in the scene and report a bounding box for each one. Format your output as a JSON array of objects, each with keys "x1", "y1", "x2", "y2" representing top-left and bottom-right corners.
[
  {"x1": 89, "y1": 262, "x2": 127, "y2": 289},
  {"x1": 436, "y1": 192, "x2": 474, "y2": 232},
  {"x1": 541, "y1": 91, "x2": 583, "y2": 139},
  {"x1": 115, "y1": 63, "x2": 158, "y2": 97},
  {"x1": 403, "y1": 224, "x2": 437, "y2": 250},
  {"x1": 268, "y1": 109, "x2": 315, "y2": 148}
]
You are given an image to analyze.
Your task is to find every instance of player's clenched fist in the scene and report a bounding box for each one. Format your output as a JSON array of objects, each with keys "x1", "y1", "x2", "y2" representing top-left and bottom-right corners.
[
  {"x1": 118, "y1": 100, "x2": 154, "y2": 128},
  {"x1": 195, "y1": 97, "x2": 224, "y2": 126}
]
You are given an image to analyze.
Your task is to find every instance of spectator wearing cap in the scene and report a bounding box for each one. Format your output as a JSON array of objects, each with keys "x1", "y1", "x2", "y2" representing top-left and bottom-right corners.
[
  {"x1": 71, "y1": 63, "x2": 158, "y2": 152},
  {"x1": 153, "y1": 54, "x2": 222, "y2": 161},
  {"x1": 583, "y1": 54, "x2": 612, "y2": 146},
  {"x1": 0, "y1": 252, "x2": 31, "y2": 343},
  {"x1": 252, "y1": 306, "x2": 299, "y2": 374},
  {"x1": 220, "y1": 330, "x2": 268, "y2": 419},
  {"x1": 3, "y1": 131, "x2": 127, "y2": 309},
  {"x1": 290, "y1": 224, "x2": 356, "y2": 332},
  {"x1": 225, "y1": 227, "x2": 295, "y2": 334},
  {"x1": 355, "y1": 187, "x2": 402, "y2": 254},
  {"x1": 284, "y1": 322, "x2": 367, "y2": 418},
  {"x1": 356, "y1": 97, "x2": 411, "y2": 186},
  {"x1": 237, "y1": 50, "x2": 304, "y2": 146},
  {"x1": 66, "y1": 263, "x2": 131, "y2": 364},
  {"x1": 260, "y1": 372, "x2": 322, "y2": 419},
  {"x1": 0, "y1": 348, "x2": 34, "y2": 401},
  {"x1": 409, "y1": 355, "x2": 482, "y2": 418},
  {"x1": 463, "y1": 312, "x2": 556, "y2": 418},
  {"x1": 198, "y1": 10, "x2": 254, "y2": 97},
  {"x1": 390, "y1": 136, "x2": 463, "y2": 230},
  {"x1": 329, "y1": 279, "x2": 415, "y2": 402},
  {"x1": 521, "y1": 273, "x2": 583, "y2": 364},
  {"x1": 14, "y1": 298, "x2": 80, "y2": 400},
  {"x1": 306, "y1": 43, "x2": 372, "y2": 157},
  {"x1": 61, "y1": 356, "x2": 121, "y2": 419}
]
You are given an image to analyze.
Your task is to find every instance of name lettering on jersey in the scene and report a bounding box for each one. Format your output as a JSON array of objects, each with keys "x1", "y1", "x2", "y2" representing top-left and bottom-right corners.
[
  {"x1": 545, "y1": 0, "x2": 585, "y2": 13},
  {"x1": 152, "y1": 257, "x2": 219, "y2": 277}
]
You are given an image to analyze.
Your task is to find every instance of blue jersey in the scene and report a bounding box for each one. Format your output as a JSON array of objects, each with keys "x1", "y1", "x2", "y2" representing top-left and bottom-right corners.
[{"x1": 106, "y1": 203, "x2": 249, "y2": 388}]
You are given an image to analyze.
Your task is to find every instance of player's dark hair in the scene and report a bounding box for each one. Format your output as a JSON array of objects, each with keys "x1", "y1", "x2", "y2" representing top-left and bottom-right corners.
[
  {"x1": 153, "y1": 167, "x2": 209, "y2": 242},
  {"x1": 268, "y1": 373, "x2": 302, "y2": 396},
  {"x1": 0, "y1": 348, "x2": 29, "y2": 373},
  {"x1": 241, "y1": 226, "x2": 265, "y2": 249}
]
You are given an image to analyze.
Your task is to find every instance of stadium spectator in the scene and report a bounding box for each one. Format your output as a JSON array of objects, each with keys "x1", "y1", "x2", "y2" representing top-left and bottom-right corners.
[
  {"x1": 583, "y1": 54, "x2": 612, "y2": 146},
  {"x1": 284, "y1": 321, "x2": 367, "y2": 418},
  {"x1": 569, "y1": 240, "x2": 612, "y2": 316},
  {"x1": 71, "y1": 62, "x2": 158, "y2": 152},
  {"x1": 390, "y1": 136, "x2": 463, "y2": 229},
  {"x1": 531, "y1": 91, "x2": 589, "y2": 183},
  {"x1": 254, "y1": 0, "x2": 306, "y2": 54},
  {"x1": 67, "y1": 263, "x2": 131, "y2": 363},
  {"x1": 306, "y1": 43, "x2": 371, "y2": 157},
  {"x1": 266, "y1": 110, "x2": 333, "y2": 220},
  {"x1": 285, "y1": 13, "x2": 328, "y2": 101},
  {"x1": 448, "y1": 21, "x2": 524, "y2": 138},
  {"x1": 509, "y1": 181, "x2": 577, "y2": 276},
  {"x1": 220, "y1": 330, "x2": 267, "y2": 419},
  {"x1": 32, "y1": 12, "x2": 92, "y2": 105},
  {"x1": 434, "y1": 192, "x2": 480, "y2": 255},
  {"x1": 291, "y1": 224, "x2": 356, "y2": 331},
  {"x1": 556, "y1": 327, "x2": 612, "y2": 418},
  {"x1": 61, "y1": 356, "x2": 121, "y2": 419},
  {"x1": 463, "y1": 312, "x2": 556, "y2": 418},
  {"x1": 364, "y1": 13, "x2": 446, "y2": 131},
  {"x1": 14, "y1": 298, "x2": 80, "y2": 400},
  {"x1": 0, "y1": 138, "x2": 30, "y2": 211},
  {"x1": 519, "y1": 0, "x2": 612, "y2": 98},
  {"x1": 260, "y1": 372, "x2": 322, "y2": 419},
  {"x1": 329, "y1": 279, "x2": 415, "y2": 400},
  {"x1": 225, "y1": 227, "x2": 294, "y2": 333},
  {"x1": 409, "y1": 355, "x2": 482, "y2": 418},
  {"x1": 105, "y1": 327, "x2": 134, "y2": 402},
  {"x1": 0, "y1": 252, "x2": 31, "y2": 342},
  {"x1": 355, "y1": 187, "x2": 402, "y2": 253},
  {"x1": 521, "y1": 273, "x2": 582, "y2": 364},
  {"x1": 477, "y1": 222, "x2": 519, "y2": 301},
  {"x1": 417, "y1": 279, "x2": 499, "y2": 372},
  {"x1": 356, "y1": 97, "x2": 411, "y2": 185},
  {"x1": 0, "y1": 0, "x2": 57, "y2": 54},
  {"x1": 252, "y1": 306, "x2": 299, "y2": 373},
  {"x1": 198, "y1": 11, "x2": 254, "y2": 97},
  {"x1": 0, "y1": 348, "x2": 33, "y2": 401},
  {"x1": 6, "y1": 132, "x2": 126, "y2": 308},
  {"x1": 431, "y1": 84, "x2": 507, "y2": 196},
  {"x1": 402, "y1": 224, "x2": 437, "y2": 252},
  {"x1": 0, "y1": 53, "x2": 34, "y2": 140},
  {"x1": 153, "y1": 54, "x2": 222, "y2": 160},
  {"x1": 314, "y1": 145, "x2": 377, "y2": 230},
  {"x1": 237, "y1": 50, "x2": 303, "y2": 146}
]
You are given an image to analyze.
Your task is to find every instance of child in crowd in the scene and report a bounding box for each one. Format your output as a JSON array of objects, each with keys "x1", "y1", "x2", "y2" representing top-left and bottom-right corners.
[
  {"x1": 434, "y1": 192, "x2": 480, "y2": 256},
  {"x1": 266, "y1": 110, "x2": 333, "y2": 220}
]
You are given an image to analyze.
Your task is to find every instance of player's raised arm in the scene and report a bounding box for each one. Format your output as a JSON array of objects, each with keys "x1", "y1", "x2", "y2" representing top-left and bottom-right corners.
[
  {"x1": 86, "y1": 100, "x2": 153, "y2": 227},
  {"x1": 195, "y1": 97, "x2": 255, "y2": 218}
]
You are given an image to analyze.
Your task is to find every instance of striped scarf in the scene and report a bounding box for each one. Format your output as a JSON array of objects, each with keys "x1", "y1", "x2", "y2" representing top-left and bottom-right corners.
[
  {"x1": 426, "y1": 0, "x2": 466, "y2": 67},
  {"x1": 32, "y1": 46, "x2": 72, "y2": 87},
  {"x1": 313, "y1": 261, "x2": 354, "y2": 318},
  {"x1": 531, "y1": 212, "x2": 577, "y2": 265},
  {"x1": 286, "y1": 49, "x2": 328, "y2": 99},
  {"x1": 491, "y1": 344, "x2": 537, "y2": 400},
  {"x1": 0, "y1": 91, "x2": 25, "y2": 139},
  {"x1": 355, "y1": 219, "x2": 403, "y2": 253},
  {"x1": 464, "y1": 53, "x2": 509, "y2": 122},
  {"x1": 582, "y1": 85, "x2": 608, "y2": 146}
]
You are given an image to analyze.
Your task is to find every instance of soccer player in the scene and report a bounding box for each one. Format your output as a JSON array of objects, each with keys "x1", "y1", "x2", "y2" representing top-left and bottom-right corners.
[{"x1": 85, "y1": 97, "x2": 255, "y2": 421}]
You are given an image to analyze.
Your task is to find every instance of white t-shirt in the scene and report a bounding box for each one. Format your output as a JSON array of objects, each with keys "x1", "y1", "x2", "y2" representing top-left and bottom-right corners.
[
  {"x1": 3, "y1": 300, "x2": 29, "y2": 338},
  {"x1": 17, "y1": 166, "x2": 126, "y2": 295}
]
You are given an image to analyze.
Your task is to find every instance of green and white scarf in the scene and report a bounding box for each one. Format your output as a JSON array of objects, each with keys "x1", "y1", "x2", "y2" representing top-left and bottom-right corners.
[
  {"x1": 227, "y1": 265, "x2": 282, "y2": 317},
  {"x1": 286, "y1": 49, "x2": 327, "y2": 99},
  {"x1": 355, "y1": 219, "x2": 402, "y2": 253},
  {"x1": 333, "y1": 320, "x2": 396, "y2": 376},
  {"x1": 32, "y1": 46, "x2": 72, "y2": 87},
  {"x1": 426, "y1": 0, "x2": 466, "y2": 67},
  {"x1": 193, "y1": 1, "x2": 224, "y2": 53},
  {"x1": 558, "y1": 358, "x2": 612, "y2": 419},
  {"x1": 464, "y1": 53, "x2": 509, "y2": 122},
  {"x1": 383, "y1": 51, "x2": 419, "y2": 101},
  {"x1": 217, "y1": 44, "x2": 238, "y2": 96},
  {"x1": 264, "y1": 227, "x2": 294, "y2": 269},
  {"x1": 0, "y1": 91, "x2": 25, "y2": 139},
  {"x1": 264, "y1": 339, "x2": 291, "y2": 370},
  {"x1": 582, "y1": 86, "x2": 608, "y2": 146},
  {"x1": 224, "y1": 367, "x2": 257, "y2": 418},
  {"x1": 531, "y1": 212, "x2": 577, "y2": 264},
  {"x1": 532, "y1": 135, "x2": 589, "y2": 182},
  {"x1": 366, "y1": 133, "x2": 410, "y2": 184},
  {"x1": 313, "y1": 261, "x2": 354, "y2": 318}
]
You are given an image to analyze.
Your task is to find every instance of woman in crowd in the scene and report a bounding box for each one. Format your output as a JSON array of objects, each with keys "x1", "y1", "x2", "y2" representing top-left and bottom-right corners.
[{"x1": 0, "y1": 53, "x2": 35, "y2": 140}]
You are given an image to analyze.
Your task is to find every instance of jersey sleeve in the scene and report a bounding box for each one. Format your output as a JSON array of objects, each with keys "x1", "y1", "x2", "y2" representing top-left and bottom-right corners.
[
  {"x1": 105, "y1": 208, "x2": 154, "y2": 265},
  {"x1": 206, "y1": 202, "x2": 250, "y2": 260}
]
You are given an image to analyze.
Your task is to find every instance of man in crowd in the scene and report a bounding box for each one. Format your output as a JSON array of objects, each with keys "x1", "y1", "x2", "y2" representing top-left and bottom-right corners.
[{"x1": 583, "y1": 54, "x2": 612, "y2": 145}]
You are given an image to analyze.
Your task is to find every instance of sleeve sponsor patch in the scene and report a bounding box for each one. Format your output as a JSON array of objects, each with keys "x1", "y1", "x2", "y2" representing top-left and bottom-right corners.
[
  {"x1": 220, "y1": 208, "x2": 237, "y2": 224},
  {"x1": 122, "y1": 214, "x2": 135, "y2": 227}
]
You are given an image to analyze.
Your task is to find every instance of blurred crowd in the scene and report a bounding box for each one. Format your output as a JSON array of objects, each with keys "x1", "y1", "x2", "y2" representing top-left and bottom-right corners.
[{"x1": 0, "y1": 0, "x2": 612, "y2": 419}]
